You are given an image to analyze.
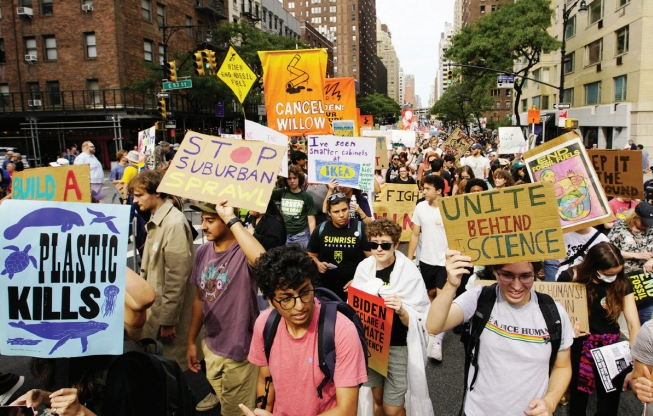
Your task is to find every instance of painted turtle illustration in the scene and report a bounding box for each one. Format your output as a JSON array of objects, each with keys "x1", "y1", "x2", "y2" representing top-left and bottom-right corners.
[{"x1": 2, "y1": 245, "x2": 37, "y2": 279}]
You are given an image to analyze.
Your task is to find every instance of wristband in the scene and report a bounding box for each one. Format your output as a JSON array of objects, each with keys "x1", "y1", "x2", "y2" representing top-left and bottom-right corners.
[{"x1": 226, "y1": 218, "x2": 241, "y2": 228}]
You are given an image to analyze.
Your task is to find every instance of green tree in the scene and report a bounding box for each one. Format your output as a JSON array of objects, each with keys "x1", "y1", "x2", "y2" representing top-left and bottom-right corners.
[
  {"x1": 356, "y1": 93, "x2": 401, "y2": 123},
  {"x1": 444, "y1": 0, "x2": 561, "y2": 126},
  {"x1": 430, "y1": 78, "x2": 493, "y2": 127}
]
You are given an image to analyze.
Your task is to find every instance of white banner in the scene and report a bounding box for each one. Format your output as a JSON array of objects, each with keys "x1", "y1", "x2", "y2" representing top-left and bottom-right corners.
[{"x1": 245, "y1": 120, "x2": 288, "y2": 177}]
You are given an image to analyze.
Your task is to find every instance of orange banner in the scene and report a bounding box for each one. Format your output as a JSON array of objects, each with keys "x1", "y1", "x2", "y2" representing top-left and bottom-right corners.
[
  {"x1": 359, "y1": 114, "x2": 373, "y2": 133},
  {"x1": 258, "y1": 49, "x2": 332, "y2": 135},
  {"x1": 324, "y1": 77, "x2": 358, "y2": 132}
]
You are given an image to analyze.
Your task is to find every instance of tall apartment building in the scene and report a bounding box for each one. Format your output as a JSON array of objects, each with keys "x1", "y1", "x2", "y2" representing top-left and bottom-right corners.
[
  {"x1": 438, "y1": 22, "x2": 454, "y2": 100},
  {"x1": 404, "y1": 74, "x2": 415, "y2": 107},
  {"x1": 377, "y1": 57, "x2": 388, "y2": 95},
  {"x1": 376, "y1": 19, "x2": 400, "y2": 104},
  {"x1": 461, "y1": 0, "x2": 513, "y2": 28},
  {"x1": 282, "y1": 0, "x2": 377, "y2": 95},
  {"x1": 454, "y1": 0, "x2": 463, "y2": 32},
  {"x1": 518, "y1": 0, "x2": 652, "y2": 149},
  {"x1": 399, "y1": 67, "x2": 405, "y2": 105},
  {"x1": 300, "y1": 21, "x2": 335, "y2": 78},
  {"x1": 228, "y1": 0, "x2": 262, "y2": 26},
  {"x1": 261, "y1": 0, "x2": 301, "y2": 38}
]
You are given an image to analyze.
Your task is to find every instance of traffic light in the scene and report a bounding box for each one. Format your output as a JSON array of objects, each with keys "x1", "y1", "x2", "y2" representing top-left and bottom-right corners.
[
  {"x1": 202, "y1": 50, "x2": 210, "y2": 70},
  {"x1": 446, "y1": 70, "x2": 453, "y2": 84},
  {"x1": 157, "y1": 98, "x2": 167, "y2": 120},
  {"x1": 206, "y1": 50, "x2": 217, "y2": 72},
  {"x1": 164, "y1": 61, "x2": 177, "y2": 82},
  {"x1": 193, "y1": 51, "x2": 205, "y2": 77}
]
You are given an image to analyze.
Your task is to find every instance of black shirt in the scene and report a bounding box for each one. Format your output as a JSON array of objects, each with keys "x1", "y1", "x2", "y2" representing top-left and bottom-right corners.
[
  {"x1": 375, "y1": 260, "x2": 408, "y2": 346},
  {"x1": 588, "y1": 280, "x2": 634, "y2": 334},
  {"x1": 392, "y1": 176, "x2": 416, "y2": 185}
]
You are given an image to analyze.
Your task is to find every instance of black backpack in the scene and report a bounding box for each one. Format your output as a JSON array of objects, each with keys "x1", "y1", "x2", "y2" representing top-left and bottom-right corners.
[
  {"x1": 260, "y1": 287, "x2": 368, "y2": 405},
  {"x1": 459, "y1": 283, "x2": 562, "y2": 416}
]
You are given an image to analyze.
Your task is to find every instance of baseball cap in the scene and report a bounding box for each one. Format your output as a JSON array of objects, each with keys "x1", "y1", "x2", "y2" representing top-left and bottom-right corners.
[
  {"x1": 159, "y1": 141, "x2": 170, "y2": 147},
  {"x1": 127, "y1": 150, "x2": 140, "y2": 163},
  {"x1": 635, "y1": 202, "x2": 653, "y2": 227},
  {"x1": 173, "y1": 143, "x2": 180, "y2": 149},
  {"x1": 498, "y1": 158, "x2": 510, "y2": 166},
  {"x1": 190, "y1": 202, "x2": 218, "y2": 214},
  {"x1": 49, "y1": 158, "x2": 70, "y2": 167},
  {"x1": 471, "y1": 143, "x2": 482, "y2": 150}
]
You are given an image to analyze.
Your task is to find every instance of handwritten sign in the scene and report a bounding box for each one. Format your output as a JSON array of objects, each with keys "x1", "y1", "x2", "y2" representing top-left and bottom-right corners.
[
  {"x1": 307, "y1": 135, "x2": 376, "y2": 191},
  {"x1": 588, "y1": 149, "x2": 643, "y2": 198},
  {"x1": 0, "y1": 200, "x2": 130, "y2": 358},
  {"x1": 218, "y1": 45, "x2": 258, "y2": 103},
  {"x1": 245, "y1": 120, "x2": 288, "y2": 177},
  {"x1": 13, "y1": 165, "x2": 91, "y2": 203},
  {"x1": 475, "y1": 280, "x2": 589, "y2": 333},
  {"x1": 440, "y1": 182, "x2": 565, "y2": 265},
  {"x1": 348, "y1": 287, "x2": 394, "y2": 377},
  {"x1": 390, "y1": 130, "x2": 416, "y2": 148},
  {"x1": 627, "y1": 270, "x2": 653, "y2": 304},
  {"x1": 442, "y1": 128, "x2": 474, "y2": 160},
  {"x1": 157, "y1": 131, "x2": 285, "y2": 211},
  {"x1": 524, "y1": 133, "x2": 614, "y2": 232},
  {"x1": 372, "y1": 184, "x2": 420, "y2": 241},
  {"x1": 333, "y1": 120, "x2": 355, "y2": 137},
  {"x1": 138, "y1": 127, "x2": 155, "y2": 170},
  {"x1": 498, "y1": 127, "x2": 526, "y2": 154}
]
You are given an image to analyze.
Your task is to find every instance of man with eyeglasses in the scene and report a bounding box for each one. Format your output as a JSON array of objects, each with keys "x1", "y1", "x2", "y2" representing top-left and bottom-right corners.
[
  {"x1": 426, "y1": 252, "x2": 574, "y2": 416},
  {"x1": 385, "y1": 155, "x2": 402, "y2": 183},
  {"x1": 308, "y1": 193, "x2": 372, "y2": 301},
  {"x1": 241, "y1": 245, "x2": 368, "y2": 416},
  {"x1": 186, "y1": 200, "x2": 266, "y2": 414}
]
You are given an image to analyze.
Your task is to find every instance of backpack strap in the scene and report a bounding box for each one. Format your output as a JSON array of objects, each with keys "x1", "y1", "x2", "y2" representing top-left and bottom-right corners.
[
  {"x1": 559, "y1": 231, "x2": 602, "y2": 267},
  {"x1": 535, "y1": 292, "x2": 562, "y2": 375},
  {"x1": 318, "y1": 221, "x2": 327, "y2": 239},
  {"x1": 263, "y1": 310, "x2": 282, "y2": 364},
  {"x1": 317, "y1": 302, "x2": 337, "y2": 399}
]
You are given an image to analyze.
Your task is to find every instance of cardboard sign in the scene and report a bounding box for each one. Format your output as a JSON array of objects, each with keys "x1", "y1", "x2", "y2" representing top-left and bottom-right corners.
[
  {"x1": 475, "y1": 280, "x2": 589, "y2": 333},
  {"x1": 258, "y1": 49, "x2": 332, "y2": 135},
  {"x1": 442, "y1": 128, "x2": 474, "y2": 159},
  {"x1": 528, "y1": 109, "x2": 541, "y2": 124},
  {"x1": 348, "y1": 287, "x2": 394, "y2": 377},
  {"x1": 362, "y1": 130, "x2": 394, "y2": 151},
  {"x1": 217, "y1": 45, "x2": 258, "y2": 104},
  {"x1": 440, "y1": 182, "x2": 565, "y2": 265},
  {"x1": 157, "y1": 131, "x2": 286, "y2": 211},
  {"x1": 333, "y1": 120, "x2": 356, "y2": 137},
  {"x1": 244, "y1": 120, "x2": 288, "y2": 177},
  {"x1": 12, "y1": 165, "x2": 91, "y2": 203},
  {"x1": 375, "y1": 137, "x2": 389, "y2": 169},
  {"x1": 372, "y1": 184, "x2": 420, "y2": 241},
  {"x1": 627, "y1": 270, "x2": 653, "y2": 303},
  {"x1": 0, "y1": 200, "x2": 130, "y2": 358},
  {"x1": 523, "y1": 133, "x2": 614, "y2": 233},
  {"x1": 390, "y1": 130, "x2": 416, "y2": 148},
  {"x1": 138, "y1": 127, "x2": 156, "y2": 170},
  {"x1": 498, "y1": 127, "x2": 526, "y2": 154},
  {"x1": 588, "y1": 149, "x2": 643, "y2": 198},
  {"x1": 307, "y1": 135, "x2": 376, "y2": 191},
  {"x1": 323, "y1": 77, "x2": 358, "y2": 130}
]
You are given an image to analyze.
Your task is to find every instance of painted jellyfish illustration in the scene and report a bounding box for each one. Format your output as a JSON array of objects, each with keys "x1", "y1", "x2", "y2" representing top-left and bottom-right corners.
[{"x1": 102, "y1": 285, "x2": 120, "y2": 317}]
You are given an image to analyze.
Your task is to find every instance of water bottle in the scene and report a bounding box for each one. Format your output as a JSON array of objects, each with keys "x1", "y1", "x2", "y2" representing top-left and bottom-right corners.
[{"x1": 349, "y1": 195, "x2": 357, "y2": 219}]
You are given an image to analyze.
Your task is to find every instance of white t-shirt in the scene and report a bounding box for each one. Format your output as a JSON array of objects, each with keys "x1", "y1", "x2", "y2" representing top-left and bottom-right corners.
[
  {"x1": 556, "y1": 229, "x2": 609, "y2": 278},
  {"x1": 411, "y1": 200, "x2": 448, "y2": 266},
  {"x1": 463, "y1": 155, "x2": 490, "y2": 179},
  {"x1": 74, "y1": 152, "x2": 104, "y2": 184},
  {"x1": 454, "y1": 285, "x2": 574, "y2": 416}
]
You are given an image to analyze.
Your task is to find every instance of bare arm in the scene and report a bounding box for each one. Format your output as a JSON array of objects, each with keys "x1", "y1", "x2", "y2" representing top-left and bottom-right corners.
[
  {"x1": 631, "y1": 360, "x2": 653, "y2": 403},
  {"x1": 256, "y1": 366, "x2": 275, "y2": 412},
  {"x1": 425, "y1": 251, "x2": 471, "y2": 334},
  {"x1": 216, "y1": 200, "x2": 266, "y2": 266},
  {"x1": 124, "y1": 266, "x2": 155, "y2": 312},
  {"x1": 318, "y1": 386, "x2": 359, "y2": 416},
  {"x1": 406, "y1": 224, "x2": 421, "y2": 261},
  {"x1": 186, "y1": 289, "x2": 204, "y2": 373},
  {"x1": 623, "y1": 293, "x2": 641, "y2": 348},
  {"x1": 308, "y1": 215, "x2": 316, "y2": 234}
]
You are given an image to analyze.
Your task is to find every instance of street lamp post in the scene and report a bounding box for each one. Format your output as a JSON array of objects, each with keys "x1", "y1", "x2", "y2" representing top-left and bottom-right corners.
[{"x1": 559, "y1": 0, "x2": 587, "y2": 104}]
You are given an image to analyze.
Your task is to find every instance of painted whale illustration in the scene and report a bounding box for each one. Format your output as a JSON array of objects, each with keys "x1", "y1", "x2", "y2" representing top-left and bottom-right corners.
[
  {"x1": 7, "y1": 337, "x2": 42, "y2": 346},
  {"x1": 87, "y1": 208, "x2": 120, "y2": 234},
  {"x1": 9, "y1": 320, "x2": 109, "y2": 355},
  {"x1": 4, "y1": 208, "x2": 85, "y2": 240}
]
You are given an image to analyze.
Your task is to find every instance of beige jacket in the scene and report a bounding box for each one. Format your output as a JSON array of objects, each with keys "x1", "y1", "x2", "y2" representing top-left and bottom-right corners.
[{"x1": 141, "y1": 200, "x2": 199, "y2": 370}]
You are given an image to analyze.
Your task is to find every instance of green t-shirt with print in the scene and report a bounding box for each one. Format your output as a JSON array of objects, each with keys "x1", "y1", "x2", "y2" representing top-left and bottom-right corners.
[{"x1": 271, "y1": 187, "x2": 317, "y2": 235}]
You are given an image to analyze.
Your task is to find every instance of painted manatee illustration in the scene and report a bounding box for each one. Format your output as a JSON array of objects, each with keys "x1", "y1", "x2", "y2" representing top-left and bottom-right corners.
[{"x1": 4, "y1": 208, "x2": 85, "y2": 240}]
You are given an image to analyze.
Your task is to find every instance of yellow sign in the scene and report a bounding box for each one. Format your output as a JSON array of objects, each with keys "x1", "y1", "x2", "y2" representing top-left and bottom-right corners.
[
  {"x1": 157, "y1": 131, "x2": 286, "y2": 211},
  {"x1": 12, "y1": 165, "x2": 91, "y2": 203},
  {"x1": 217, "y1": 45, "x2": 258, "y2": 104},
  {"x1": 372, "y1": 184, "x2": 421, "y2": 242},
  {"x1": 440, "y1": 182, "x2": 565, "y2": 266}
]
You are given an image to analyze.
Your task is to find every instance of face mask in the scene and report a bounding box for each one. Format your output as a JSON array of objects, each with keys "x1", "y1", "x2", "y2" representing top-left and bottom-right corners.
[{"x1": 597, "y1": 272, "x2": 617, "y2": 283}]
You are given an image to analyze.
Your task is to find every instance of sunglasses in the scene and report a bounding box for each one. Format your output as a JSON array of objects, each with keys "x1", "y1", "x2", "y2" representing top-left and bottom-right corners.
[
  {"x1": 369, "y1": 241, "x2": 393, "y2": 251},
  {"x1": 327, "y1": 193, "x2": 347, "y2": 204}
]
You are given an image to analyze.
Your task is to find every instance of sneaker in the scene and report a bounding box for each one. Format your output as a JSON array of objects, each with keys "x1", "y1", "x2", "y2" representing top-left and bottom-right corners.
[
  {"x1": 0, "y1": 375, "x2": 24, "y2": 405},
  {"x1": 195, "y1": 392, "x2": 219, "y2": 412},
  {"x1": 429, "y1": 341, "x2": 443, "y2": 361}
]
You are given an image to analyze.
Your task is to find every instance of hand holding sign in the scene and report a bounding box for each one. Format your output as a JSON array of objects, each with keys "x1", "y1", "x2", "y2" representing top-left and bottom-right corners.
[{"x1": 445, "y1": 250, "x2": 473, "y2": 288}]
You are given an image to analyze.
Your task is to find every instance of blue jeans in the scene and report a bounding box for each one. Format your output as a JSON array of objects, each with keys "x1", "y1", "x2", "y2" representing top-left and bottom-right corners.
[
  {"x1": 286, "y1": 227, "x2": 310, "y2": 250},
  {"x1": 639, "y1": 303, "x2": 653, "y2": 325},
  {"x1": 543, "y1": 259, "x2": 559, "y2": 282}
]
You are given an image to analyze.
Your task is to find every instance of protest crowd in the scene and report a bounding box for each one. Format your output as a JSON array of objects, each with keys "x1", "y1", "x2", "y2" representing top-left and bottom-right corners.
[{"x1": 2, "y1": 55, "x2": 653, "y2": 416}]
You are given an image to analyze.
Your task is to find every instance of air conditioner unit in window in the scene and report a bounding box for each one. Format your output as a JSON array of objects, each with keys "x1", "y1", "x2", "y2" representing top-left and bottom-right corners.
[
  {"x1": 24, "y1": 54, "x2": 37, "y2": 63},
  {"x1": 28, "y1": 99, "x2": 42, "y2": 107},
  {"x1": 597, "y1": 63, "x2": 602, "y2": 72},
  {"x1": 82, "y1": 4, "x2": 93, "y2": 11},
  {"x1": 17, "y1": 7, "x2": 33, "y2": 16},
  {"x1": 617, "y1": 56, "x2": 623, "y2": 65}
]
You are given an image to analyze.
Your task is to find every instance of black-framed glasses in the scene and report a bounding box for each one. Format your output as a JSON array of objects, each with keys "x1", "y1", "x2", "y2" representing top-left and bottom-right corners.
[
  {"x1": 495, "y1": 271, "x2": 535, "y2": 284},
  {"x1": 392, "y1": 158, "x2": 400, "y2": 161},
  {"x1": 327, "y1": 193, "x2": 347, "y2": 205},
  {"x1": 369, "y1": 241, "x2": 393, "y2": 251},
  {"x1": 273, "y1": 289, "x2": 315, "y2": 310}
]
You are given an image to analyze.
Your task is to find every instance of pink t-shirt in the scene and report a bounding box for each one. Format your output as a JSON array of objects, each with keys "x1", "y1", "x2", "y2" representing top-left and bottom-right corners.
[
  {"x1": 248, "y1": 299, "x2": 368, "y2": 416},
  {"x1": 609, "y1": 198, "x2": 635, "y2": 222}
]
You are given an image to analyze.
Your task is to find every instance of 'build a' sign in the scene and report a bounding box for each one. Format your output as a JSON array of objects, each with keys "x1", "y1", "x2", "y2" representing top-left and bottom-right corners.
[
  {"x1": 440, "y1": 182, "x2": 565, "y2": 266},
  {"x1": 13, "y1": 165, "x2": 91, "y2": 203},
  {"x1": 0, "y1": 200, "x2": 130, "y2": 358},
  {"x1": 348, "y1": 287, "x2": 394, "y2": 377},
  {"x1": 372, "y1": 184, "x2": 420, "y2": 242},
  {"x1": 157, "y1": 131, "x2": 285, "y2": 212},
  {"x1": 588, "y1": 149, "x2": 643, "y2": 198}
]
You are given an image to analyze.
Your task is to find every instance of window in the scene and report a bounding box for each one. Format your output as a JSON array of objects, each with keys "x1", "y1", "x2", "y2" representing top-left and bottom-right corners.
[
  {"x1": 586, "y1": 39, "x2": 602, "y2": 66},
  {"x1": 159, "y1": 44, "x2": 165, "y2": 65},
  {"x1": 46, "y1": 81, "x2": 60, "y2": 105},
  {"x1": 565, "y1": 15, "x2": 576, "y2": 39},
  {"x1": 521, "y1": 99, "x2": 527, "y2": 112},
  {"x1": 41, "y1": 0, "x2": 53, "y2": 15},
  {"x1": 617, "y1": 0, "x2": 629, "y2": 7},
  {"x1": 480, "y1": 5, "x2": 485, "y2": 13},
  {"x1": 352, "y1": 35, "x2": 356, "y2": 41},
  {"x1": 156, "y1": 3, "x2": 165, "y2": 27},
  {"x1": 491, "y1": 5, "x2": 496, "y2": 11},
  {"x1": 143, "y1": 40, "x2": 153, "y2": 61},
  {"x1": 141, "y1": 0, "x2": 151, "y2": 21},
  {"x1": 505, "y1": 101, "x2": 511, "y2": 110},
  {"x1": 27, "y1": 82, "x2": 40, "y2": 101},
  {"x1": 352, "y1": 25, "x2": 356, "y2": 31},
  {"x1": 490, "y1": 89, "x2": 500, "y2": 97},
  {"x1": 614, "y1": 76, "x2": 627, "y2": 101},
  {"x1": 352, "y1": 4, "x2": 355, "y2": 10},
  {"x1": 24, "y1": 37, "x2": 37, "y2": 58},
  {"x1": 352, "y1": 65, "x2": 356, "y2": 72},
  {"x1": 21, "y1": 0, "x2": 32, "y2": 6},
  {"x1": 84, "y1": 32, "x2": 96, "y2": 58},
  {"x1": 0, "y1": 84, "x2": 9, "y2": 106},
  {"x1": 329, "y1": 5, "x2": 335, "y2": 12},
  {"x1": 0, "y1": 39, "x2": 5, "y2": 63},
  {"x1": 563, "y1": 88, "x2": 574, "y2": 103},
  {"x1": 585, "y1": 81, "x2": 601, "y2": 105},
  {"x1": 532, "y1": 96, "x2": 540, "y2": 109},
  {"x1": 616, "y1": 26, "x2": 629, "y2": 55},
  {"x1": 563, "y1": 52, "x2": 574, "y2": 74},
  {"x1": 288, "y1": 2, "x2": 294, "y2": 8},
  {"x1": 533, "y1": 68, "x2": 541, "y2": 81},
  {"x1": 541, "y1": 95, "x2": 549, "y2": 109},
  {"x1": 589, "y1": 0, "x2": 602, "y2": 25},
  {"x1": 82, "y1": 0, "x2": 93, "y2": 7},
  {"x1": 352, "y1": 45, "x2": 356, "y2": 51},
  {"x1": 186, "y1": 16, "x2": 192, "y2": 36},
  {"x1": 506, "y1": 90, "x2": 511, "y2": 97},
  {"x1": 351, "y1": 14, "x2": 355, "y2": 21},
  {"x1": 87, "y1": 79, "x2": 100, "y2": 105}
]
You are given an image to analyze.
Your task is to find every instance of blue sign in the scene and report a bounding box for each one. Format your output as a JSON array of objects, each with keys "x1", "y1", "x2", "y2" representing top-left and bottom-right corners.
[
  {"x1": 314, "y1": 160, "x2": 361, "y2": 187},
  {"x1": 215, "y1": 102, "x2": 225, "y2": 117},
  {"x1": 0, "y1": 200, "x2": 130, "y2": 358}
]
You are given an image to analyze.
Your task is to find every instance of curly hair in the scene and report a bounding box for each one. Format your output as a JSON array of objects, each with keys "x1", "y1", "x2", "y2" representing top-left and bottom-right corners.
[
  {"x1": 284, "y1": 165, "x2": 306, "y2": 187},
  {"x1": 254, "y1": 244, "x2": 319, "y2": 300},
  {"x1": 366, "y1": 217, "x2": 402, "y2": 243},
  {"x1": 465, "y1": 178, "x2": 488, "y2": 193}
]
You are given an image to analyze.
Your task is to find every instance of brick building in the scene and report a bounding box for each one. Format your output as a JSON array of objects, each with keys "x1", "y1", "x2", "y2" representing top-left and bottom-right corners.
[
  {"x1": 300, "y1": 22, "x2": 335, "y2": 78},
  {"x1": 404, "y1": 74, "x2": 415, "y2": 107}
]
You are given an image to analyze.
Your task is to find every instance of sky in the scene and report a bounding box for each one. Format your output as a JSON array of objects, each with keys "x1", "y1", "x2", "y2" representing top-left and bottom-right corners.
[{"x1": 376, "y1": 0, "x2": 454, "y2": 106}]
